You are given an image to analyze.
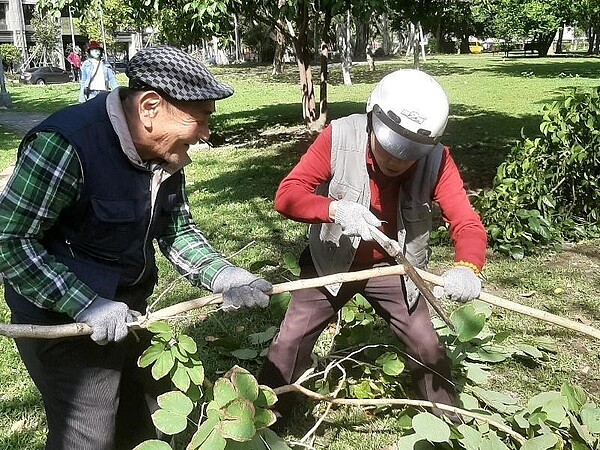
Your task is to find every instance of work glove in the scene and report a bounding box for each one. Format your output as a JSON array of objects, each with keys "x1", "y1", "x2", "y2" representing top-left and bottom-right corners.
[
  {"x1": 75, "y1": 296, "x2": 138, "y2": 345},
  {"x1": 334, "y1": 200, "x2": 382, "y2": 241},
  {"x1": 441, "y1": 266, "x2": 481, "y2": 302},
  {"x1": 403, "y1": 275, "x2": 421, "y2": 310},
  {"x1": 212, "y1": 266, "x2": 272, "y2": 311}
]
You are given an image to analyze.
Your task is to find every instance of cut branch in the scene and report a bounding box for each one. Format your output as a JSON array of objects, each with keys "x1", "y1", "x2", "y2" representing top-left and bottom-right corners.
[
  {"x1": 272, "y1": 383, "x2": 527, "y2": 445},
  {"x1": 1, "y1": 265, "x2": 599, "y2": 341}
]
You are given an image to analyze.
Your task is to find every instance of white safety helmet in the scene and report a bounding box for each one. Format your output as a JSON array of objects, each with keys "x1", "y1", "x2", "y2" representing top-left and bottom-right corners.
[{"x1": 366, "y1": 69, "x2": 449, "y2": 160}]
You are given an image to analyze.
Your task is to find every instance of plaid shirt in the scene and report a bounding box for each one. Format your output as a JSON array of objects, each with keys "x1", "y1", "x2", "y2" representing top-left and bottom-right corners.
[{"x1": 0, "y1": 131, "x2": 230, "y2": 318}]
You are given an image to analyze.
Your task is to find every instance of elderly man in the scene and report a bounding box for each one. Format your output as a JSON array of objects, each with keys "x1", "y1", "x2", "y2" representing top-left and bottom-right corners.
[{"x1": 0, "y1": 46, "x2": 271, "y2": 450}]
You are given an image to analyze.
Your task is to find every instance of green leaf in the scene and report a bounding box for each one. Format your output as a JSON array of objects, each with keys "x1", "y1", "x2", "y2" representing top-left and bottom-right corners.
[
  {"x1": 464, "y1": 363, "x2": 489, "y2": 385},
  {"x1": 375, "y1": 352, "x2": 405, "y2": 376},
  {"x1": 138, "y1": 343, "x2": 166, "y2": 368},
  {"x1": 231, "y1": 367, "x2": 259, "y2": 402},
  {"x1": 514, "y1": 343, "x2": 543, "y2": 359},
  {"x1": 521, "y1": 434, "x2": 558, "y2": 450},
  {"x1": 152, "y1": 391, "x2": 193, "y2": 435},
  {"x1": 257, "y1": 429, "x2": 293, "y2": 449},
  {"x1": 230, "y1": 348, "x2": 259, "y2": 360},
  {"x1": 152, "y1": 349, "x2": 175, "y2": 380},
  {"x1": 581, "y1": 403, "x2": 600, "y2": 433},
  {"x1": 283, "y1": 252, "x2": 300, "y2": 276},
  {"x1": 186, "y1": 362, "x2": 205, "y2": 386},
  {"x1": 213, "y1": 378, "x2": 238, "y2": 408},
  {"x1": 412, "y1": 412, "x2": 451, "y2": 443},
  {"x1": 254, "y1": 407, "x2": 277, "y2": 429},
  {"x1": 248, "y1": 326, "x2": 278, "y2": 345},
  {"x1": 471, "y1": 386, "x2": 519, "y2": 414},
  {"x1": 147, "y1": 321, "x2": 172, "y2": 335},
  {"x1": 451, "y1": 304, "x2": 486, "y2": 342},
  {"x1": 133, "y1": 439, "x2": 173, "y2": 450},
  {"x1": 255, "y1": 386, "x2": 277, "y2": 408},
  {"x1": 218, "y1": 398, "x2": 256, "y2": 442},
  {"x1": 178, "y1": 335, "x2": 198, "y2": 355},
  {"x1": 157, "y1": 391, "x2": 194, "y2": 416},
  {"x1": 351, "y1": 380, "x2": 374, "y2": 399},
  {"x1": 172, "y1": 362, "x2": 191, "y2": 392},
  {"x1": 197, "y1": 429, "x2": 227, "y2": 450},
  {"x1": 457, "y1": 424, "x2": 484, "y2": 449},
  {"x1": 187, "y1": 415, "x2": 220, "y2": 450},
  {"x1": 269, "y1": 292, "x2": 290, "y2": 316}
]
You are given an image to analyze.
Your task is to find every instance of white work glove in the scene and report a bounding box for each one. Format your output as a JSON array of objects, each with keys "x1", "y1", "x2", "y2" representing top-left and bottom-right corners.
[
  {"x1": 403, "y1": 275, "x2": 421, "y2": 310},
  {"x1": 212, "y1": 266, "x2": 272, "y2": 311},
  {"x1": 441, "y1": 266, "x2": 481, "y2": 302},
  {"x1": 334, "y1": 200, "x2": 382, "y2": 241},
  {"x1": 75, "y1": 296, "x2": 138, "y2": 345}
]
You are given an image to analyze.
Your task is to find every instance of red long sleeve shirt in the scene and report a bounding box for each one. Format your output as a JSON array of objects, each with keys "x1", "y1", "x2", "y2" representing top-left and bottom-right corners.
[{"x1": 275, "y1": 125, "x2": 487, "y2": 271}]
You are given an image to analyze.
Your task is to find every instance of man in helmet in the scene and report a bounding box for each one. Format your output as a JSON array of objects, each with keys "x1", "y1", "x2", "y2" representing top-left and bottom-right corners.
[
  {"x1": 259, "y1": 69, "x2": 487, "y2": 423},
  {"x1": 79, "y1": 40, "x2": 118, "y2": 102}
]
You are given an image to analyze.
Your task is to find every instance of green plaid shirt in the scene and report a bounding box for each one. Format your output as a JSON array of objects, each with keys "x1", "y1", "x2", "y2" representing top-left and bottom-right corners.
[{"x1": 0, "y1": 132, "x2": 230, "y2": 318}]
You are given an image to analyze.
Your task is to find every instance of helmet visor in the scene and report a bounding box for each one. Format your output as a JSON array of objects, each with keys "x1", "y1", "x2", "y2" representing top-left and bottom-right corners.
[{"x1": 371, "y1": 104, "x2": 436, "y2": 160}]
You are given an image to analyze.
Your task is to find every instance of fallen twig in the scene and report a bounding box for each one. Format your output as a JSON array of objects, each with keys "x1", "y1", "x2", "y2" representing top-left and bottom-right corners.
[{"x1": 272, "y1": 383, "x2": 528, "y2": 445}]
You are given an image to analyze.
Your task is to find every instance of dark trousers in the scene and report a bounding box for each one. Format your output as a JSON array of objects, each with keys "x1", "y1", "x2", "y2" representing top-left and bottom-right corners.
[
  {"x1": 259, "y1": 252, "x2": 456, "y2": 413},
  {"x1": 14, "y1": 329, "x2": 170, "y2": 450}
]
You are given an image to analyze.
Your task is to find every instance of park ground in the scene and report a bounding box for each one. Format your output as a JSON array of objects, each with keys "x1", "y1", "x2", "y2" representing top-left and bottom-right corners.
[{"x1": 0, "y1": 53, "x2": 599, "y2": 449}]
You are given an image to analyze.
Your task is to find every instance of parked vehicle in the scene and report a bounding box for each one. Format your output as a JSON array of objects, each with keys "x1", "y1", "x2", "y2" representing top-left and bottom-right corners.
[
  {"x1": 106, "y1": 56, "x2": 127, "y2": 73},
  {"x1": 19, "y1": 66, "x2": 72, "y2": 85}
]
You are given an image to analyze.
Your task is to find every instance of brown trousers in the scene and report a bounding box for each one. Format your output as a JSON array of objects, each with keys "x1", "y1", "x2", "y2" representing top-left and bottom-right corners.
[{"x1": 259, "y1": 249, "x2": 456, "y2": 413}]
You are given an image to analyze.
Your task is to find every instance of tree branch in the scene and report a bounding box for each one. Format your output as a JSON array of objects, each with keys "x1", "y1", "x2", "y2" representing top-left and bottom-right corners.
[
  {"x1": 1, "y1": 265, "x2": 599, "y2": 341},
  {"x1": 272, "y1": 383, "x2": 528, "y2": 445}
]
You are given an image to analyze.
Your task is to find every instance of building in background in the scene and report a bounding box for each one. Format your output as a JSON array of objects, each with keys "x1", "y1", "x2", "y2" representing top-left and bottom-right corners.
[{"x1": 0, "y1": 0, "x2": 143, "y2": 70}]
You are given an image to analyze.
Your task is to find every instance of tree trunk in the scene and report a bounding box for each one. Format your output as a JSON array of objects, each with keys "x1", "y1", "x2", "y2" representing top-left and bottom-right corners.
[
  {"x1": 595, "y1": 29, "x2": 600, "y2": 54},
  {"x1": 354, "y1": 18, "x2": 367, "y2": 59},
  {"x1": 341, "y1": 8, "x2": 352, "y2": 85},
  {"x1": 587, "y1": 27, "x2": 594, "y2": 54},
  {"x1": 316, "y1": 5, "x2": 332, "y2": 131},
  {"x1": 555, "y1": 25, "x2": 564, "y2": 54},
  {"x1": 293, "y1": 1, "x2": 320, "y2": 131},
  {"x1": 459, "y1": 32, "x2": 470, "y2": 54},
  {"x1": 272, "y1": 0, "x2": 287, "y2": 75},
  {"x1": 379, "y1": 12, "x2": 392, "y2": 55}
]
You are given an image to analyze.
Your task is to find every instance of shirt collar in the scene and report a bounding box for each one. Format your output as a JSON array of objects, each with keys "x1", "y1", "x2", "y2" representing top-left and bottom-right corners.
[{"x1": 106, "y1": 88, "x2": 191, "y2": 174}]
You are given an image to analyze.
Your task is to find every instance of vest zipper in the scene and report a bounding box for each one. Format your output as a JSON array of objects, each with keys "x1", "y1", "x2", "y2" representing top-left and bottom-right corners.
[{"x1": 131, "y1": 172, "x2": 154, "y2": 286}]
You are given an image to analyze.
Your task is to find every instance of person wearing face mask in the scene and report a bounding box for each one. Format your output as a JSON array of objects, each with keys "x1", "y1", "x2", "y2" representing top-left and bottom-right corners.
[
  {"x1": 0, "y1": 45, "x2": 272, "y2": 449},
  {"x1": 258, "y1": 69, "x2": 487, "y2": 426},
  {"x1": 79, "y1": 40, "x2": 118, "y2": 103}
]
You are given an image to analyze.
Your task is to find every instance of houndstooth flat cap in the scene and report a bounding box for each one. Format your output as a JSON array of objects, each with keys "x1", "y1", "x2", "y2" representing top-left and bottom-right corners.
[{"x1": 126, "y1": 45, "x2": 234, "y2": 101}]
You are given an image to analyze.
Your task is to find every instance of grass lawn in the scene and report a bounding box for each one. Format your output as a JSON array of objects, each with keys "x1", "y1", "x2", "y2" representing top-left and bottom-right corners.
[{"x1": 1, "y1": 54, "x2": 599, "y2": 449}]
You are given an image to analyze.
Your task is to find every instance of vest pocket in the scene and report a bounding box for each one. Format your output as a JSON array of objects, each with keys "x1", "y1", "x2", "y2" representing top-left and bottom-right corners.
[{"x1": 83, "y1": 197, "x2": 138, "y2": 253}]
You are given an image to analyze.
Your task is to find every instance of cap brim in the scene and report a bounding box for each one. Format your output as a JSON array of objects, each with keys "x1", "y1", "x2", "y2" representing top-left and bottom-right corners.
[{"x1": 372, "y1": 113, "x2": 434, "y2": 160}]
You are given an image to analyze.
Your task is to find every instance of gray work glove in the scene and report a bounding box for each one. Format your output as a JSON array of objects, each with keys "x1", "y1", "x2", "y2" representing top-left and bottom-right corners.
[
  {"x1": 441, "y1": 266, "x2": 481, "y2": 302},
  {"x1": 403, "y1": 275, "x2": 421, "y2": 310},
  {"x1": 75, "y1": 296, "x2": 138, "y2": 345},
  {"x1": 212, "y1": 266, "x2": 272, "y2": 311},
  {"x1": 334, "y1": 200, "x2": 382, "y2": 241}
]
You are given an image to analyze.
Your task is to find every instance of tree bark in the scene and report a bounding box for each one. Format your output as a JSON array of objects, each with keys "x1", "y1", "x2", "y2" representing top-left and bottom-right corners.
[{"x1": 555, "y1": 25, "x2": 564, "y2": 54}]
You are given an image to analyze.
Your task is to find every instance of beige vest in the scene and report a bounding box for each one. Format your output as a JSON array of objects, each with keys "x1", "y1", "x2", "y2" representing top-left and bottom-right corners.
[{"x1": 308, "y1": 114, "x2": 444, "y2": 295}]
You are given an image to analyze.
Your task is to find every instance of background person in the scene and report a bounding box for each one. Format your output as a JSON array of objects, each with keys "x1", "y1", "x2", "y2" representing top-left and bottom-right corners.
[
  {"x1": 79, "y1": 40, "x2": 118, "y2": 102},
  {"x1": 0, "y1": 45, "x2": 272, "y2": 450},
  {"x1": 259, "y1": 69, "x2": 487, "y2": 423},
  {"x1": 66, "y1": 46, "x2": 81, "y2": 82}
]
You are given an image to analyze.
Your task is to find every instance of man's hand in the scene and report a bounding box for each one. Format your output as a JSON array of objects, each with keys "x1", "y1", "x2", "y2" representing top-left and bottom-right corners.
[
  {"x1": 212, "y1": 267, "x2": 272, "y2": 311},
  {"x1": 333, "y1": 200, "x2": 382, "y2": 241},
  {"x1": 442, "y1": 266, "x2": 481, "y2": 302},
  {"x1": 75, "y1": 297, "x2": 137, "y2": 345}
]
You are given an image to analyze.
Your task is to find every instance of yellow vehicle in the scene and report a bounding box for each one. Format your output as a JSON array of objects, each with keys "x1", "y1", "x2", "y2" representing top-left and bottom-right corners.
[{"x1": 469, "y1": 39, "x2": 484, "y2": 54}]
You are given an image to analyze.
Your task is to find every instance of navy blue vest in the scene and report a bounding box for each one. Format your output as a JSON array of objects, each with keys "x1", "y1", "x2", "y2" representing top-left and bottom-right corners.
[{"x1": 5, "y1": 93, "x2": 183, "y2": 324}]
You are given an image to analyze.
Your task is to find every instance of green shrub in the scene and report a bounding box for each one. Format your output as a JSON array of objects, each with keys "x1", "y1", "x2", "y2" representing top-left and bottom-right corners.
[{"x1": 475, "y1": 87, "x2": 600, "y2": 259}]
